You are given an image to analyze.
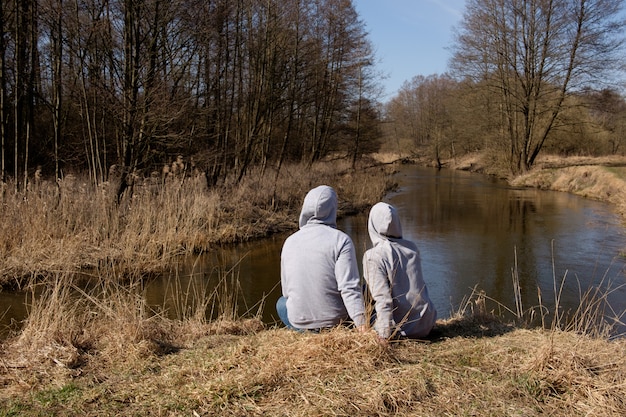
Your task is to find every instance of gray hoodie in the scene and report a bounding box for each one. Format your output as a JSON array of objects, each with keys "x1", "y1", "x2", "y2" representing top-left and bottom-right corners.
[
  {"x1": 280, "y1": 185, "x2": 366, "y2": 329},
  {"x1": 363, "y1": 202, "x2": 436, "y2": 338}
]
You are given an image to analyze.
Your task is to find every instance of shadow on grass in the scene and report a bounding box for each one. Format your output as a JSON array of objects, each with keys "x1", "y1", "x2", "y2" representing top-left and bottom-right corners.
[{"x1": 428, "y1": 313, "x2": 516, "y2": 342}]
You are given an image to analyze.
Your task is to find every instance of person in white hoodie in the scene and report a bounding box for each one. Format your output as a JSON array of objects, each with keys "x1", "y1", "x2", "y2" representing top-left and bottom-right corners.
[
  {"x1": 276, "y1": 185, "x2": 366, "y2": 331},
  {"x1": 363, "y1": 202, "x2": 436, "y2": 340}
]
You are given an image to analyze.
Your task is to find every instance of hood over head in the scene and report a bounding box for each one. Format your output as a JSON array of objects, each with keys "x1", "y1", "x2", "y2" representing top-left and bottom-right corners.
[
  {"x1": 299, "y1": 185, "x2": 338, "y2": 228},
  {"x1": 368, "y1": 202, "x2": 403, "y2": 246}
]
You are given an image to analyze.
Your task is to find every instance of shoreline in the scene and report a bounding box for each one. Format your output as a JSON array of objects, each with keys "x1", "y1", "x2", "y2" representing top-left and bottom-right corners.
[
  {"x1": 4, "y1": 152, "x2": 621, "y2": 289},
  {"x1": 0, "y1": 159, "x2": 396, "y2": 287},
  {"x1": 373, "y1": 152, "x2": 626, "y2": 225},
  {"x1": 455, "y1": 153, "x2": 626, "y2": 223}
]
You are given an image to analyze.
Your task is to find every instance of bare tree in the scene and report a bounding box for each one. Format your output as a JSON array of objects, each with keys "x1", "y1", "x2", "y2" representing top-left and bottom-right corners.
[
  {"x1": 584, "y1": 88, "x2": 626, "y2": 155},
  {"x1": 273, "y1": 0, "x2": 307, "y2": 182},
  {"x1": 385, "y1": 75, "x2": 458, "y2": 166},
  {"x1": 0, "y1": 0, "x2": 6, "y2": 184},
  {"x1": 12, "y1": 0, "x2": 39, "y2": 191},
  {"x1": 451, "y1": 0, "x2": 626, "y2": 174},
  {"x1": 347, "y1": 42, "x2": 380, "y2": 170},
  {"x1": 39, "y1": 0, "x2": 65, "y2": 180},
  {"x1": 0, "y1": 0, "x2": 380, "y2": 188}
]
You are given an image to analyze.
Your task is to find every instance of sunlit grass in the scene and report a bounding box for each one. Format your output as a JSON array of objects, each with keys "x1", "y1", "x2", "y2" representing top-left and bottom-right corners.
[
  {"x1": 0, "y1": 159, "x2": 395, "y2": 286},
  {"x1": 1, "y1": 264, "x2": 625, "y2": 416},
  {"x1": 1, "y1": 154, "x2": 624, "y2": 415},
  {"x1": 510, "y1": 159, "x2": 626, "y2": 225}
]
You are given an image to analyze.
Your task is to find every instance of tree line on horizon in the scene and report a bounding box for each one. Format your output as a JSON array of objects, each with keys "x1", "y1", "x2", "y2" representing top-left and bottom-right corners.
[
  {"x1": 386, "y1": 75, "x2": 626, "y2": 171},
  {"x1": 1, "y1": 0, "x2": 625, "y2": 197},
  {"x1": 386, "y1": 0, "x2": 626, "y2": 174}
]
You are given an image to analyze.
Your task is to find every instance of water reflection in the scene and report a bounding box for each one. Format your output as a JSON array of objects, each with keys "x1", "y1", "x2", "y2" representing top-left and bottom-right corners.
[
  {"x1": 381, "y1": 168, "x2": 625, "y2": 329},
  {"x1": 142, "y1": 235, "x2": 290, "y2": 325}
]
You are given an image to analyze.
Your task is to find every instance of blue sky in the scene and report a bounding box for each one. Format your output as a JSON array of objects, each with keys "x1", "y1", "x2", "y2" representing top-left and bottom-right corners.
[{"x1": 354, "y1": 0, "x2": 467, "y2": 100}]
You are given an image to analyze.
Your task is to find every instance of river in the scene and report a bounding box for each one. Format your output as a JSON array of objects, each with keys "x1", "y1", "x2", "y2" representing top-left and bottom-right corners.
[
  {"x1": 145, "y1": 165, "x2": 626, "y2": 334},
  {"x1": 2, "y1": 165, "x2": 625, "y2": 337}
]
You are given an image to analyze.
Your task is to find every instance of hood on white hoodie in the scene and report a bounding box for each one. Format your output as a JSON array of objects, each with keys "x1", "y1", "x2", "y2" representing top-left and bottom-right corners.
[
  {"x1": 298, "y1": 185, "x2": 338, "y2": 229},
  {"x1": 368, "y1": 202, "x2": 403, "y2": 247}
]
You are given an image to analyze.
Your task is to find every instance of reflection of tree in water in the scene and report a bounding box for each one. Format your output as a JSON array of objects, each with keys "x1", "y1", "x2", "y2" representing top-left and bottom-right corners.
[{"x1": 386, "y1": 166, "x2": 625, "y2": 325}]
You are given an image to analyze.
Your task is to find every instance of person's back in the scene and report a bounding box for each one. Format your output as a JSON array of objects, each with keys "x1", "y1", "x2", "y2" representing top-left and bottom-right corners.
[
  {"x1": 363, "y1": 202, "x2": 436, "y2": 339},
  {"x1": 278, "y1": 185, "x2": 365, "y2": 330}
]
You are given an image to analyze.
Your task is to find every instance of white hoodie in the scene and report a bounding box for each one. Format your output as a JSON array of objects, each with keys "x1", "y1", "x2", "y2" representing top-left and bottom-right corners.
[
  {"x1": 363, "y1": 202, "x2": 436, "y2": 338},
  {"x1": 280, "y1": 185, "x2": 366, "y2": 329}
]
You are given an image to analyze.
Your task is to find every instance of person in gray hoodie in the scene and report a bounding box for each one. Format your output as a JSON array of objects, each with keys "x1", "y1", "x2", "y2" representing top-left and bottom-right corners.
[
  {"x1": 363, "y1": 202, "x2": 436, "y2": 340},
  {"x1": 276, "y1": 185, "x2": 366, "y2": 331}
]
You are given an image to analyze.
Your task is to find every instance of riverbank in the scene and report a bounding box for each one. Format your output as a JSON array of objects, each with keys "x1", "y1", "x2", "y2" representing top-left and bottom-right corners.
[
  {"x1": 1, "y1": 294, "x2": 624, "y2": 416},
  {"x1": 4, "y1": 152, "x2": 622, "y2": 288},
  {"x1": 447, "y1": 153, "x2": 626, "y2": 224},
  {"x1": 0, "y1": 159, "x2": 395, "y2": 287},
  {"x1": 2, "y1": 155, "x2": 626, "y2": 415},
  {"x1": 380, "y1": 150, "x2": 626, "y2": 225}
]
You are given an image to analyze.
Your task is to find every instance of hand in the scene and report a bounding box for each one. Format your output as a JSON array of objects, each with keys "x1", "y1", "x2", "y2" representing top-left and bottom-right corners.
[
  {"x1": 377, "y1": 336, "x2": 390, "y2": 347},
  {"x1": 356, "y1": 324, "x2": 368, "y2": 333}
]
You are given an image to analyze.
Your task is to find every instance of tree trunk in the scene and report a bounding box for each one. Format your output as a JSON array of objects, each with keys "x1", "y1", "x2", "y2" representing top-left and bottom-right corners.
[
  {"x1": 0, "y1": 0, "x2": 6, "y2": 184},
  {"x1": 53, "y1": 0, "x2": 63, "y2": 180}
]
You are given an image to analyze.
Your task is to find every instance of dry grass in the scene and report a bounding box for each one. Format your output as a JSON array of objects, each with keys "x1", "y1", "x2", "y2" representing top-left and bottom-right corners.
[
  {"x1": 418, "y1": 152, "x2": 626, "y2": 222},
  {"x1": 0, "y1": 267, "x2": 264, "y2": 403},
  {"x1": 511, "y1": 163, "x2": 626, "y2": 221},
  {"x1": 1, "y1": 309, "x2": 625, "y2": 415},
  {"x1": 427, "y1": 152, "x2": 626, "y2": 248},
  {"x1": 492, "y1": 154, "x2": 626, "y2": 222},
  {"x1": 0, "y1": 159, "x2": 395, "y2": 286},
  {"x1": 1, "y1": 154, "x2": 624, "y2": 416},
  {"x1": 1, "y1": 268, "x2": 625, "y2": 416}
]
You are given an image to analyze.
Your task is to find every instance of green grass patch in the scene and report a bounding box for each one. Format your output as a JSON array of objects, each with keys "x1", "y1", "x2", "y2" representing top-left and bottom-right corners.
[{"x1": 34, "y1": 383, "x2": 81, "y2": 407}]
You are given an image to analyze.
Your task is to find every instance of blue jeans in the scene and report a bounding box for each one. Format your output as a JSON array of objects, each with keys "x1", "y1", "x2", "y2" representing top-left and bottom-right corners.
[
  {"x1": 276, "y1": 296, "x2": 297, "y2": 330},
  {"x1": 276, "y1": 296, "x2": 324, "y2": 332}
]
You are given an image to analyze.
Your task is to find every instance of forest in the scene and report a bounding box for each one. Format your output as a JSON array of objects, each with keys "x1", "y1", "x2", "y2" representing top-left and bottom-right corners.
[
  {"x1": 1, "y1": 0, "x2": 625, "y2": 196},
  {"x1": 1, "y1": 0, "x2": 381, "y2": 199}
]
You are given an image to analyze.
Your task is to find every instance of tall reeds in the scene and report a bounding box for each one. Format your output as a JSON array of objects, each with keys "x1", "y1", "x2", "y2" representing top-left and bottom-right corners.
[
  {"x1": 449, "y1": 245, "x2": 625, "y2": 340},
  {"x1": 0, "y1": 159, "x2": 394, "y2": 286},
  {"x1": 7, "y1": 259, "x2": 265, "y2": 373}
]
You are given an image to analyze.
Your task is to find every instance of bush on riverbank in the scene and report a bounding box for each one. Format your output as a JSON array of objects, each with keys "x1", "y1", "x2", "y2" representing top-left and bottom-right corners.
[{"x1": 0, "y1": 159, "x2": 395, "y2": 286}]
